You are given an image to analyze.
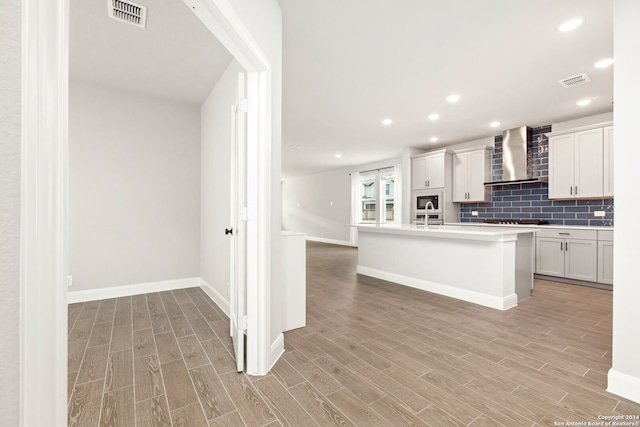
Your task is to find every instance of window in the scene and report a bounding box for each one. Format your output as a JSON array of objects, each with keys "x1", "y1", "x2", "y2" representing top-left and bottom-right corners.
[
  {"x1": 353, "y1": 167, "x2": 401, "y2": 225},
  {"x1": 380, "y1": 172, "x2": 395, "y2": 222},
  {"x1": 360, "y1": 175, "x2": 377, "y2": 222}
]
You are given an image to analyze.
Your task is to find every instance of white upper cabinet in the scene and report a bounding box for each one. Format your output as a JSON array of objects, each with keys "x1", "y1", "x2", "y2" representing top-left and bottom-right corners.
[
  {"x1": 412, "y1": 157, "x2": 428, "y2": 190},
  {"x1": 549, "y1": 128, "x2": 603, "y2": 199},
  {"x1": 604, "y1": 126, "x2": 614, "y2": 198},
  {"x1": 412, "y1": 150, "x2": 447, "y2": 190},
  {"x1": 426, "y1": 153, "x2": 445, "y2": 188},
  {"x1": 452, "y1": 147, "x2": 492, "y2": 202}
]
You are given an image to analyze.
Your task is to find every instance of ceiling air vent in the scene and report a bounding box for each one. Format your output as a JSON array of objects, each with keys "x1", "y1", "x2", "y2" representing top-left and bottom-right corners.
[
  {"x1": 558, "y1": 73, "x2": 591, "y2": 88},
  {"x1": 108, "y1": 0, "x2": 147, "y2": 28}
]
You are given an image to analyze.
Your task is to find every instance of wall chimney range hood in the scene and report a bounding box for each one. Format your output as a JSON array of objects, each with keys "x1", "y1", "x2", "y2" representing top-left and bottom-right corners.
[{"x1": 484, "y1": 126, "x2": 547, "y2": 186}]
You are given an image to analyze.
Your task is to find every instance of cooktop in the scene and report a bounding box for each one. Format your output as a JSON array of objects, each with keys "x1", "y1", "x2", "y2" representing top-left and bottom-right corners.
[{"x1": 483, "y1": 219, "x2": 549, "y2": 225}]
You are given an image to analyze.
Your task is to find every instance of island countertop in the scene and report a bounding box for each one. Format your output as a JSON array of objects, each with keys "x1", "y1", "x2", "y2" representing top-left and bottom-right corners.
[
  {"x1": 356, "y1": 223, "x2": 537, "y2": 310},
  {"x1": 356, "y1": 223, "x2": 538, "y2": 241}
]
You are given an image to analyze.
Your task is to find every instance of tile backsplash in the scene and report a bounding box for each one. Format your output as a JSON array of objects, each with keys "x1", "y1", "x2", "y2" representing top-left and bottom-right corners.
[{"x1": 459, "y1": 125, "x2": 614, "y2": 227}]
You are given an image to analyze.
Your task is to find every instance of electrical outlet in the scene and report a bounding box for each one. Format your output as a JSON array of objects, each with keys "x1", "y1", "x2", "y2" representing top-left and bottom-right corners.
[
  {"x1": 471, "y1": 211, "x2": 479, "y2": 216},
  {"x1": 594, "y1": 211, "x2": 606, "y2": 217},
  {"x1": 67, "y1": 275, "x2": 73, "y2": 287}
]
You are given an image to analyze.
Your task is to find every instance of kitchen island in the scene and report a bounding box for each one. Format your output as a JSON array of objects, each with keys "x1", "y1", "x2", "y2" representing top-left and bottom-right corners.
[{"x1": 356, "y1": 224, "x2": 538, "y2": 310}]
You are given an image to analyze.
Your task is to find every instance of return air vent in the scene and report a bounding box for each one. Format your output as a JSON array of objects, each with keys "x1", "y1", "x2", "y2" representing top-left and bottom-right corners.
[
  {"x1": 108, "y1": 0, "x2": 147, "y2": 28},
  {"x1": 558, "y1": 73, "x2": 591, "y2": 88}
]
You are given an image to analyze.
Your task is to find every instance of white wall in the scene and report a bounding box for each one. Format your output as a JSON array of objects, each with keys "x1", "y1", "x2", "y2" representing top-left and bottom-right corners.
[
  {"x1": 609, "y1": 0, "x2": 640, "y2": 404},
  {"x1": 200, "y1": 60, "x2": 243, "y2": 301},
  {"x1": 0, "y1": 0, "x2": 21, "y2": 423},
  {"x1": 69, "y1": 80, "x2": 201, "y2": 291},
  {"x1": 282, "y1": 169, "x2": 352, "y2": 244},
  {"x1": 282, "y1": 157, "x2": 401, "y2": 244},
  {"x1": 552, "y1": 112, "x2": 614, "y2": 132}
]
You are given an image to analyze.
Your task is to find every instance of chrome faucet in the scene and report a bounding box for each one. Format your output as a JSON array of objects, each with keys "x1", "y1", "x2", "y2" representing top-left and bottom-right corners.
[{"x1": 421, "y1": 201, "x2": 435, "y2": 228}]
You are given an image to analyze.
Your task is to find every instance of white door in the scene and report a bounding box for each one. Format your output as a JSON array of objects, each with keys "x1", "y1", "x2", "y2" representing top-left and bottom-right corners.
[
  {"x1": 548, "y1": 133, "x2": 575, "y2": 199},
  {"x1": 574, "y1": 128, "x2": 603, "y2": 198},
  {"x1": 467, "y1": 149, "x2": 486, "y2": 201},
  {"x1": 598, "y1": 240, "x2": 614, "y2": 284},
  {"x1": 452, "y1": 152, "x2": 468, "y2": 202},
  {"x1": 603, "y1": 126, "x2": 614, "y2": 197},
  {"x1": 426, "y1": 153, "x2": 445, "y2": 188},
  {"x1": 412, "y1": 157, "x2": 427, "y2": 190},
  {"x1": 536, "y1": 237, "x2": 565, "y2": 276},
  {"x1": 230, "y1": 73, "x2": 248, "y2": 372},
  {"x1": 564, "y1": 238, "x2": 598, "y2": 282}
]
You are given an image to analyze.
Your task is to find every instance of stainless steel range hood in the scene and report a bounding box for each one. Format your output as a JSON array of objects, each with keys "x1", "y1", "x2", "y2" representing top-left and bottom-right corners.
[{"x1": 485, "y1": 126, "x2": 547, "y2": 186}]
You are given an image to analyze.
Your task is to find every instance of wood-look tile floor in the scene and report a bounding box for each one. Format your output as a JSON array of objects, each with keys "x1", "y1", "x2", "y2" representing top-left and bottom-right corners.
[{"x1": 68, "y1": 241, "x2": 640, "y2": 426}]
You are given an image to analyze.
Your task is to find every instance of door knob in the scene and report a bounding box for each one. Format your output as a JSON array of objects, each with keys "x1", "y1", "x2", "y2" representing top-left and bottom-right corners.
[{"x1": 225, "y1": 228, "x2": 233, "y2": 235}]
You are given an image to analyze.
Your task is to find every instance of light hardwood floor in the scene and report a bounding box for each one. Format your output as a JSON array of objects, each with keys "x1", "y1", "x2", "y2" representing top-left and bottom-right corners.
[{"x1": 68, "y1": 241, "x2": 640, "y2": 426}]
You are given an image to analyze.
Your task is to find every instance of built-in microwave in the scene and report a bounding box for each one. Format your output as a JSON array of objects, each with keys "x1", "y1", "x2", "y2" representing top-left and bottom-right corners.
[{"x1": 416, "y1": 192, "x2": 442, "y2": 212}]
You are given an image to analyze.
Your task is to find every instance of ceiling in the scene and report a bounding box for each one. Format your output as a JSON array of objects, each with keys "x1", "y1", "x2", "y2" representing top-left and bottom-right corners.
[
  {"x1": 70, "y1": 0, "x2": 232, "y2": 105},
  {"x1": 278, "y1": 0, "x2": 613, "y2": 179},
  {"x1": 70, "y1": 1, "x2": 614, "y2": 180}
]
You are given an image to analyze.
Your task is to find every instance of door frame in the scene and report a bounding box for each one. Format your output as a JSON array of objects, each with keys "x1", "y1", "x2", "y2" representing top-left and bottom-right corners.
[{"x1": 20, "y1": 0, "x2": 273, "y2": 425}]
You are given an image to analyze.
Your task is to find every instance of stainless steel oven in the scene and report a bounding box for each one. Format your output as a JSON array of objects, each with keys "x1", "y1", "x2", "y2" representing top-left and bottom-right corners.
[{"x1": 414, "y1": 212, "x2": 444, "y2": 225}]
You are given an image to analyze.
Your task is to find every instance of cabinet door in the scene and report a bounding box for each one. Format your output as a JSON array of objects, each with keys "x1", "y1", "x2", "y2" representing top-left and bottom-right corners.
[
  {"x1": 452, "y1": 153, "x2": 468, "y2": 202},
  {"x1": 574, "y1": 128, "x2": 603, "y2": 198},
  {"x1": 548, "y1": 134, "x2": 574, "y2": 199},
  {"x1": 536, "y1": 237, "x2": 565, "y2": 276},
  {"x1": 603, "y1": 126, "x2": 614, "y2": 197},
  {"x1": 426, "y1": 153, "x2": 445, "y2": 188},
  {"x1": 564, "y1": 238, "x2": 597, "y2": 282},
  {"x1": 467, "y1": 149, "x2": 489, "y2": 201},
  {"x1": 412, "y1": 157, "x2": 428, "y2": 190},
  {"x1": 598, "y1": 240, "x2": 614, "y2": 285}
]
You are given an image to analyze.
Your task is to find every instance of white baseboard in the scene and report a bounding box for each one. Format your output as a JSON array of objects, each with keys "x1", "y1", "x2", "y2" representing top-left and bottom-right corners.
[
  {"x1": 67, "y1": 277, "x2": 201, "y2": 303},
  {"x1": 269, "y1": 333, "x2": 285, "y2": 371},
  {"x1": 306, "y1": 236, "x2": 355, "y2": 247},
  {"x1": 199, "y1": 278, "x2": 230, "y2": 318},
  {"x1": 356, "y1": 265, "x2": 518, "y2": 311},
  {"x1": 607, "y1": 369, "x2": 640, "y2": 404}
]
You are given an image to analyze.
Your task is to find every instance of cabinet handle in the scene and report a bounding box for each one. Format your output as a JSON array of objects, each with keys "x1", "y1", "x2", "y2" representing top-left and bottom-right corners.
[
  {"x1": 570, "y1": 186, "x2": 573, "y2": 195},
  {"x1": 575, "y1": 186, "x2": 578, "y2": 195},
  {"x1": 565, "y1": 242, "x2": 568, "y2": 251},
  {"x1": 558, "y1": 232, "x2": 570, "y2": 235},
  {"x1": 560, "y1": 241, "x2": 563, "y2": 251},
  {"x1": 425, "y1": 180, "x2": 427, "y2": 187},
  {"x1": 427, "y1": 180, "x2": 430, "y2": 187}
]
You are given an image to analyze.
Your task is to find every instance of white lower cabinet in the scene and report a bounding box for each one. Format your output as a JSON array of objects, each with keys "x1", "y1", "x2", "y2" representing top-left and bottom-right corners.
[
  {"x1": 598, "y1": 230, "x2": 614, "y2": 285},
  {"x1": 536, "y1": 237, "x2": 565, "y2": 277},
  {"x1": 564, "y1": 239, "x2": 598, "y2": 281},
  {"x1": 535, "y1": 229, "x2": 598, "y2": 282}
]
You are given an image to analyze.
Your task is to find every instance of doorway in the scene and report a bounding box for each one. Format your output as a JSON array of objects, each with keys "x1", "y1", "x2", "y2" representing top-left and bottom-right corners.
[{"x1": 20, "y1": 0, "x2": 274, "y2": 425}]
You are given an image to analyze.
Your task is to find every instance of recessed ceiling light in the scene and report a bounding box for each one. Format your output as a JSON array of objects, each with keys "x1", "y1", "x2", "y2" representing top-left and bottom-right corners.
[
  {"x1": 335, "y1": 153, "x2": 342, "y2": 158},
  {"x1": 446, "y1": 94, "x2": 460, "y2": 103},
  {"x1": 382, "y1": 118, "x2": 393, "y2": 126},
  {"x1": 490, "y1": 121, "x2": 501, "y2": 128},
  {"x1": 576, "y1": 98, "x2": 593, "y2": 107},
  {"x1": 594, "y1": 58, "x2": 614, "y2": 68},
  {"x1": 430, "y1": 137, "x2": 438, "y2": 142},
  {"x1": 557, "y1": 16, "x2": 585, "y2": 32},
  {"x1": 428, "y1": 113, "x2": 440, "y2": 121}
]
